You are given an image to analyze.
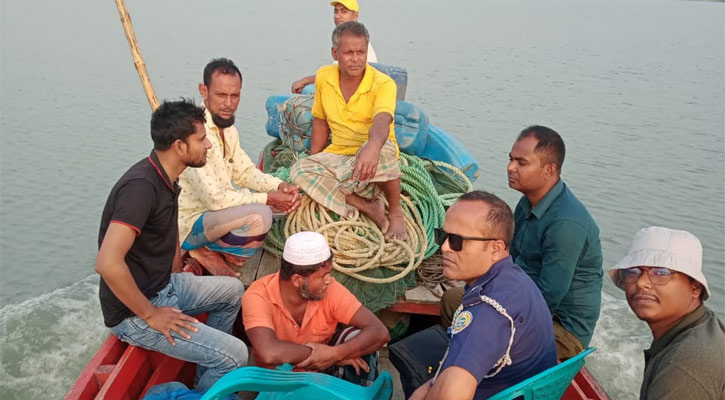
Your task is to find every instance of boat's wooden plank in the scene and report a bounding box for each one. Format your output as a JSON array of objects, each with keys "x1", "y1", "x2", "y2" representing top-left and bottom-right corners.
[
  {"x1": 238, "y1": 250, "x2": 263, "y2": 288},
  {"x1": 569, "y1": 366, "x2": 610, "y2": 399},
  {"x1": 256, "y1": 250, "x2": 281, "y2": 279},
  {"x1": 563, "y1": 379, "x2": 589, "y2": 400},
  {"x1": 93, "y1": 365, "x2": 116, "y2": 390},
  {"x1": 402, "y1": 285, "x2": 441, "y2": 304},
  {"x1": 138, "y1": 352, "x2": 192, "y2": 398},
  {"x1": 378, "y1": 345, "x2": 405, "y2": 400},
  {"x1": 96, "y1": 345, "x2": 150, "y2": 400},
  {"x1": 64, "y1": 334, "x2": 127, "y2": 400},
  {"x1": 387, "y1": 301, "x2": 441, "y2": 316},
  {"x1": 385, "y1": 281, "x2": 461, "y2": 316}
]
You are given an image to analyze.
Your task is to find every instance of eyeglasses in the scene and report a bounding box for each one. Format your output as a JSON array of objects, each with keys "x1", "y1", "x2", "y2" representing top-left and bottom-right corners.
[
  {"x1": 619, "y1": 267, "x2": 675, "y2": 286},
  {"x1": 433, "y1": 228, "x2": 498, "y2": 252}
]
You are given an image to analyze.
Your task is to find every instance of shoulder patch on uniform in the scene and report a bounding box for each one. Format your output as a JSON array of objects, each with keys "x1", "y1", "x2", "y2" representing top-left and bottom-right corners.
[{"x1": 451, "y1": 311, "x2": 473, "y2": 335}]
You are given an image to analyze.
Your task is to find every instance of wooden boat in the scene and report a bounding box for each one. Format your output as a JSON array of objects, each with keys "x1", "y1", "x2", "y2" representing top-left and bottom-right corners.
[{"x1": 74, "y1": 4, "x2": 608, "y2": 399}]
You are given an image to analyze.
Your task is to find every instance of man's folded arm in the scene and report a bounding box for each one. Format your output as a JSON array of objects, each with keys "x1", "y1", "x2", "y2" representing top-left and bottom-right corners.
[
  {"x1": 332, "y1": 306, "x2": 390, "y2": 360},
  {"x1": 245, "y1": 326, "x2": 312, "y2": 366}
]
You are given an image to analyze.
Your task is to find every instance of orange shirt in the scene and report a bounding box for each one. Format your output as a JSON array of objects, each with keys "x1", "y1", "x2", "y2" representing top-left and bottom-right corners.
[{"x1": 242, "y1": 271, "x2": 362, "y2": 368}]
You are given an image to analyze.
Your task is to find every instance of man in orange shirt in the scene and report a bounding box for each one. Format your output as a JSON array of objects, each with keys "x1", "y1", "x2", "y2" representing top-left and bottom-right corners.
[{"x1": 242, "y1": 231, "x2": 390, "y2": 385}]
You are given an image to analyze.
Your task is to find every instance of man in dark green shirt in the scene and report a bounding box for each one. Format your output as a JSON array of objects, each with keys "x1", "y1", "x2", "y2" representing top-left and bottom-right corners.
[
  {"x1": 609, "y1": 226, "x2": 724, "y2": 399},
  {"x1": 440, "y1": 125, "x2": 602, "y2": 360},
  {"x1": 507, "y1": 125, "x2": 602, "y2": 358}
]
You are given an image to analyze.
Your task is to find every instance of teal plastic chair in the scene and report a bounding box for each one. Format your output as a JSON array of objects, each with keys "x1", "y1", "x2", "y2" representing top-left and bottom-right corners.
[
  {"x1": 199, "y1": 363, "x2": 393, "y2": 400},
  {"x1": 488, "y1": 347, "x2": 596, "y2": 400}
]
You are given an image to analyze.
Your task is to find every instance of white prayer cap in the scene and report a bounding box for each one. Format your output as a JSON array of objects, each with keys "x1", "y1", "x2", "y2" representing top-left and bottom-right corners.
[
  {"x1": 608, "y1": 226, "x2": 710, "y2": 300},
  {"x1": 282, "y1": 231, "x2": 331, "y2": 266}
]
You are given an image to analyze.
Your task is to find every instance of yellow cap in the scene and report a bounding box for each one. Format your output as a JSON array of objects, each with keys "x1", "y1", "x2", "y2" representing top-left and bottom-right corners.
[{"x1": 330, "y1": 0, "x2": 359, "y2": 12}]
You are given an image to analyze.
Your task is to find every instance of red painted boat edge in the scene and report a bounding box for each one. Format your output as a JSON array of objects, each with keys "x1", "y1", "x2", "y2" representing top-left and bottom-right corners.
[
  {"x1": 67, "y1": 332, "x2": 609, "y2": 399},
  {"x1": 64, "y1": 334, "x2": 126, "y2": 400}
]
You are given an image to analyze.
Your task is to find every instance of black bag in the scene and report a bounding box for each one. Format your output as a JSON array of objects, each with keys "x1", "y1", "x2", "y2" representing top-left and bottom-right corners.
[{"x1": 389, "y1": 325, "x2": 449, "y2": 398}]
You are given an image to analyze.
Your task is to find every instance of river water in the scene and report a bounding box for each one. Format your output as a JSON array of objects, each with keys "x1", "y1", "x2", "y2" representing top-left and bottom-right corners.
[{"x1": 1, "y1": 0, "x2": 723, "y2": 398}]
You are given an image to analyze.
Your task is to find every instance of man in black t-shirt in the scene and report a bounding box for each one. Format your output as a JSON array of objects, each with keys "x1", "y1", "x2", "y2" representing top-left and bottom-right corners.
[{"x1": 95, "y1": 99, "x2": 248, "y2": 392}]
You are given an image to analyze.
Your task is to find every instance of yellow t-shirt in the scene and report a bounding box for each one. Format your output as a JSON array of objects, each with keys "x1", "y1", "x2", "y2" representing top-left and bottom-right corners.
[{"x1": 311, "y1": 63, "x2": 398, "y2": 156}]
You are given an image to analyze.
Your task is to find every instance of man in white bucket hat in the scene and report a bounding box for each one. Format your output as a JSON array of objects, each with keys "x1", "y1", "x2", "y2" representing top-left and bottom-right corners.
[
  {"x1": 242, "y1": 231, "x2": 389, "y2": 385},
  {"x1": 609, "y1": 226, "x2": 724, "y2": 399}
]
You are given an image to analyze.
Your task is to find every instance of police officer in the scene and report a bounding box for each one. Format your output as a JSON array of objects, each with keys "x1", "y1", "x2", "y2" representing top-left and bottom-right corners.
[{"x1": 410, "y1": 191, "x2": 558, "y2": 400}]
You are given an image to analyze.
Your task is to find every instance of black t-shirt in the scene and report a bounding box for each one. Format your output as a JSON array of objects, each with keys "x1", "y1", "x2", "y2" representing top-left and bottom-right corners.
[{"x1": 98, "y1": 151, "x2": 180, "y2": 327}]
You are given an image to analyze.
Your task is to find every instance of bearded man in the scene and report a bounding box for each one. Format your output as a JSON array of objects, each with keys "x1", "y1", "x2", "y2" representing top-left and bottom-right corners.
[
  {"x1": 242, "y1": 231, "x2": 389, "y2": 386},
  {"x1": 178, "y1": 58, "x2": 301, "y2": 276}
]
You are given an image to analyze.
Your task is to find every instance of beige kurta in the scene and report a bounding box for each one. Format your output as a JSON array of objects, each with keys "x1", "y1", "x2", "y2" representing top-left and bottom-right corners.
[{"x1": 178, "y1": 108, "x2": 282, "y2": 241}]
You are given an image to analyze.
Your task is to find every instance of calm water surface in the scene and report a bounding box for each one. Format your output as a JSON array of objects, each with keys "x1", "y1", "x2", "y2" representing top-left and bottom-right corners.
[{"x1": 1, "y1": 0, "x2": 723, "y2": 398}]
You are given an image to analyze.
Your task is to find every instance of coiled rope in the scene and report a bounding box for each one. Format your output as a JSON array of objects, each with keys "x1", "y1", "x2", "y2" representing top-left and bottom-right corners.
[
  {"x1": 281, "y1": 194, "x2": 426, "y2": 283},
  {"x1": 263, "y1": 152, "x2": 472, "y2": 286}
]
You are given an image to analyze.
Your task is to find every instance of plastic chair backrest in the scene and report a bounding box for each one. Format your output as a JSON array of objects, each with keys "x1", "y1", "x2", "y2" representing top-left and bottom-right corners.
[
  {"x1": 487, "y1": 347, "x2": 596, "y2": 400},
  {"x1": 199, "y1": 364, "x2": 393, "y2": 400}
]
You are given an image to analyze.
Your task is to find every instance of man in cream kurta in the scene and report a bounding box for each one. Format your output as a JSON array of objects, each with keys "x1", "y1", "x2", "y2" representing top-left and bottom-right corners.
[{"x1": 179, "y1": 58, "x2": 300, "y2": 276}]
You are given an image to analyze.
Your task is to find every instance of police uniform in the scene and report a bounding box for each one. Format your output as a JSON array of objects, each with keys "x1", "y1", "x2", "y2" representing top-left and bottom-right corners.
[{"x1": 437, "y1": 256, "x2": 558, "y2": 399}]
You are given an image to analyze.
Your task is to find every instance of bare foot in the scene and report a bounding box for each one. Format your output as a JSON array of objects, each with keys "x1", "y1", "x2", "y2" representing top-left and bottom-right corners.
[
  {"x1": 385, "y1": 212, "x2": 408, "y2": 241},
  {"x1": 356, "y1": 198, "x2": 390, "y2": 234},
  {"x1": 182, "y1": 256, "x2": 204, "y2": 276},
  {"x1": 222, "y1": 253, "x2": 248, "y2": 268},
  {"x1": 189, "y1": 248, "x2": 240, "y2": 277}
]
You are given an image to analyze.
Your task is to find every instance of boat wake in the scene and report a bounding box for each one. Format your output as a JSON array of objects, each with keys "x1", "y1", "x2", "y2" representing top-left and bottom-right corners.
[
  {"x1": 0, "y1": 274, "x2": 107, "y2": 400},
  {"x1": 587, "y1": 290, "x2": 650, "y2": 400}
]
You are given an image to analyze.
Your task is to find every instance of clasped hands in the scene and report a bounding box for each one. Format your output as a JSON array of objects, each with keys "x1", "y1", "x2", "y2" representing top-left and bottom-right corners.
[
  {"x1": 266, "y1": 182, "x2": 301, "y2": 213},
  {"x1": 296, "y1": 342, "x2": 370, "y2": 375}
]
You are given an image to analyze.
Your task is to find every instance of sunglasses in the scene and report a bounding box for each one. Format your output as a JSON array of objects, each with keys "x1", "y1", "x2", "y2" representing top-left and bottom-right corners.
[
  {"x1": 433, "y1": 228, "x2": 499, "y2": 252},
  {"x1": 619, "y1": 267, "x2": 675, "y2": 286}
]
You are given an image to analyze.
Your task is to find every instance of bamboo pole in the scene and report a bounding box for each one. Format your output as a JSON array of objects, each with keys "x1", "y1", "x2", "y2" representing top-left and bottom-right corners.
[{"x1": 114, "y1": 0, "x2": 160, "y2": 111}]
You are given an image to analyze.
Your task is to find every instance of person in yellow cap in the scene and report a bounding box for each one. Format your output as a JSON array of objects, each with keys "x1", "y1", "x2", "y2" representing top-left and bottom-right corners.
[{"x1": 291, "y1": 0, "x2": 377, "y2": 93}]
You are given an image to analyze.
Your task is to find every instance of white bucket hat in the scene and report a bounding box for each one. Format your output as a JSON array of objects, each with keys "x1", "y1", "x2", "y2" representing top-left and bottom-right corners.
[
  {"x1": 282, "y1": 231, "x2": 332, "y2": 266},
  {"x1": 608, "y1": 226, "x2": 710, "y2": 300}
]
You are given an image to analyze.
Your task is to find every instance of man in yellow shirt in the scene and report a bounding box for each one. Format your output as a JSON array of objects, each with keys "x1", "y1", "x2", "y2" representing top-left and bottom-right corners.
[
  {"x1": 290, "y1": 22, "x2": 406, "y2": 240},
  {"x1": 178, "y1": 58, "x2": 301, "y2": 276}
]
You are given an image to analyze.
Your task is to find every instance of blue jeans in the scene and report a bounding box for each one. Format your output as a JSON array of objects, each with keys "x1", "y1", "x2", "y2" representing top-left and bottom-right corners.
[{"x1": 111, "y1": 273, "x2": 248, "y2": 391}]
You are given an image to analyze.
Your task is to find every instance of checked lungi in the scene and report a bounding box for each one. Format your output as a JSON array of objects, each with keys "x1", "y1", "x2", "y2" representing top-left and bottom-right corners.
[{"x1": 290, "y1": 139, "x2": 401, "y2": 217}]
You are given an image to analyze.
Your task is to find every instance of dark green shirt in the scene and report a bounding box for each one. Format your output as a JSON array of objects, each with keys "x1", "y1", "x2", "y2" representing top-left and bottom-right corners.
[
  {"x1": 511, "y1": 180, "x2": 603, "y2": 347},
  {"x1": 641, "y1": 305, "x2": 725, "y2": 399}
]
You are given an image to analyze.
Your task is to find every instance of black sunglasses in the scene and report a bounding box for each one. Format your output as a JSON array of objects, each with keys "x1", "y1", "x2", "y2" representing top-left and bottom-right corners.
[{"x1": 433, "y1": 228, "x2": 499, "y2": 252}]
